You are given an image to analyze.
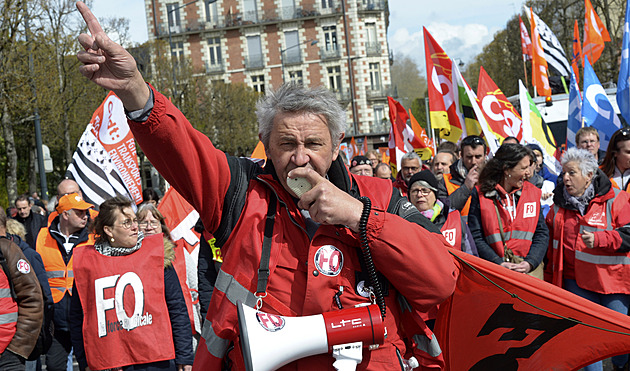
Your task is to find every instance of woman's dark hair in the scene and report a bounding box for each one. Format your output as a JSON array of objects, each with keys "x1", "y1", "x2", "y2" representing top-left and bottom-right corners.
[
  {"x1": 136, "y1": 203, "x2": 172, "y2": 240},
  {"x1": 601, "y1": 127, "x2": 630, "y2": 177},
  {"x1": 142, "y1": 187, "x2": 160, "y2": 203},
  {"x1": 479, "y1": 143, "x2": 532, "y2": 194},
  {"x1": 93, "y1": 196, "x2": 133, "y2": 244}
]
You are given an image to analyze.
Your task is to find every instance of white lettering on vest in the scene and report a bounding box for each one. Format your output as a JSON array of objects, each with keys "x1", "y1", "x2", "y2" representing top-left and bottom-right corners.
[
  {"x1": 442, "y1": 228, "x2": 457, "y2": 247},
  {"x1": 523, "y1": 202, "x2": 536, "y2": 218}
]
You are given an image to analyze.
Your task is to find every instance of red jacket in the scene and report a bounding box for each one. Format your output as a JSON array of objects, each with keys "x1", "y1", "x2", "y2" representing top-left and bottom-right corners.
[
  {"x1": 440, "y1": 210, "x2": 462, "y2": 249},
  {"x1": 546, "y1": 181, "x2": 630, "y2": 294},
  {"x1": 128, "y1": 86, "x2": 458, "y2": 370}
]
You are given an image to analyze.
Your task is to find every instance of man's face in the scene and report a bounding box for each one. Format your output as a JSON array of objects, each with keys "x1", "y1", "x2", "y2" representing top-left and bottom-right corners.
[
  {"x1": 461, "y1": 145, "x2": 485, "y2": 170},
  {"x1": 432, "y1": 152, "x2": 453, "y2": 177},
  {"x1": 375, "y1": 165, "x2": 392, "y2": 179},
  {"x1": 366, "y1": 154, "x2": 379, "y2": 169},
  {"x1": 65, "y1": 209, "x2": 89, "y2": 232},
  {"x1": 400, "y1": 158, "x2": 421, "y2": 182},
  {"x1": 266, "y1": 111, "x2": 339, "y2": 196},
  {"x1": 578, "y1": 133, "x2": 600, "y2": 157},
  {"x1": 350, "y1": 164, "x2": 373, "y2": 177},
  {"x1": 15, "y1": 200, "x2": 30, "y2": 219}
]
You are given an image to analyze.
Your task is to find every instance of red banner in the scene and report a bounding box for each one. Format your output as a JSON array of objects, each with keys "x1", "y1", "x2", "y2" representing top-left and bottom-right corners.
[{"x1": 158, "y1": 187, "x2": 201, "y2": 254}]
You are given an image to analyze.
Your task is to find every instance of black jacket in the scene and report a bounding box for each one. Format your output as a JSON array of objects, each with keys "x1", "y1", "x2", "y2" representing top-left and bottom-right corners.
[
  {"x1": 14, "y1": 212, "x2": 47, "y2": 249},
  {"x1": 446, "y1": 159, "x2": 474, "y2": 212}
]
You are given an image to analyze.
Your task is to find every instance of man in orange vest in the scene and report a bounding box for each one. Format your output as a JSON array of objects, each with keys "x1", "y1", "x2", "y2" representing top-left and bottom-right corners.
[
  {"x1": 36, "y1": 193, "x2": 94, "y2": 371},
  {"x1": 443, "y1": 135, "x2": 486, "y2": 217}
]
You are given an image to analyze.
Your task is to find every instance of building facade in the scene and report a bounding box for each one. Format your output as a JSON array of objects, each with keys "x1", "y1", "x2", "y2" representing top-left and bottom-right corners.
[{"x1": 144, "y1": 0, "x2": 393, "y2": 137}]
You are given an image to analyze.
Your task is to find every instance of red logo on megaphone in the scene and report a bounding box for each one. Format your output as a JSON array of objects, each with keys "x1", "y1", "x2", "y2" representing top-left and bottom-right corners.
[{"x1": 256, "y1": 312, "x2": 285, "y2": 332}]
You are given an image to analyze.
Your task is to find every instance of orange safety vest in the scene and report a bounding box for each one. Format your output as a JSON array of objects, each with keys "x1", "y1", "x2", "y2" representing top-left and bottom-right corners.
[
  {"x1": 0, "y1": 268, "x2": 17, "y2": 354},
  {"x1": 478, "y1": 182, "x2": 541, "y2": 259},
  {"x1": 440, "y1": 210, "x2": 462, "y2": 249},
  {"x1": 73, "y1": 234, "x2": 175, "y2": 370},
  {"x1": 36, "y1": 228, "x2": 95, "y2": 303},
  {"x1": 443, "y1": 173, "x2": 471, "y2": 216},
  {"x1": 549, "y1": 188, "x2": 630, "y2": 293},
  {"x1": 609, "y1": 178, "x2": 630, "y2": 193}
]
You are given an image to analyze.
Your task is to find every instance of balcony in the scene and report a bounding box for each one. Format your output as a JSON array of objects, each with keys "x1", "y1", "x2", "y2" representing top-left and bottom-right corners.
[
  {"x1": 332, "y1": 88, "x2": 352, "y2": 103},
  {"x1": 319, "y1": 0, "x2": 341, "y2": 15},
  {"x1": 370, "y1": 120, "x2": 389, "y2": 134},
  {"x1": 282, "y1": 50, "x2": 302, "y2": 66},
  {"x1": 358, "y1": 0, "x2": 387, "y2": 13},
  {"x1": 320, "y1": 46, "x2": 341, "y2": 60},
  {"x1": 366, "y1": 85, "x2": 394, "y2": 100},
  {"x1": 245, "y1": 54, "x2": 264, "y2": 70},
  {"x1": 366, "y1": 42, "x2": 381, "y2": 57},
  {"x1": 205, "y1": 60, "x2": 225, "y2": 74}
]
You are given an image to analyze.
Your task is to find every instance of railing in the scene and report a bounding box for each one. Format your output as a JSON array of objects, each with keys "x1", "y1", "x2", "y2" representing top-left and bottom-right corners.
[
  {"x1": 282, "y1": 49, "x2": 302, "y2": 65},
  {"x1": 366, "y1": 41, "x2": 381, "y2": 57},
  {"x1": 205, "y1": 60, "x2": 225, "y2": 74},
  {"x1": 320, "y1": 46, "x2": 341, "y2": 60},
  {"x1": 366, "y1": 85, "x2": 394, "y2": 100},
  {"x1": 332, "y1": 88, "x2": 351, "y2": 102},
  {"x1": 358, "y1": 0, "x2": 387, "y2": 12},
  {"x1": 245, "y1": 54, "x2": 264, "y2": 69},
  {"x1": 318, "y1": 0, "x2": 341, "y2": 15}
]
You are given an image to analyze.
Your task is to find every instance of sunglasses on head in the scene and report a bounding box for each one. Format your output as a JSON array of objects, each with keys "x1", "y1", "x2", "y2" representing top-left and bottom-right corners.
[{"x1": 462, "y1": 136, "x2": 484, "y2": 147}]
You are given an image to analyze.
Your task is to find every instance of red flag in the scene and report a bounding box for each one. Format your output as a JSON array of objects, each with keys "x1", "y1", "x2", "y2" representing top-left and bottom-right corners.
[
  {"x1": 436, "y1": 249, "x2": 630, "y2": 370},
  {"x1": 387, "y1": 97, "x2": 409, "y2": 171},
  {"x1": 349, "y1": 137, "x2": 359, "y2": 159},
  {"x1": 409, "y1": 109, "x2": 434, "y2": 159},
  {"x1": 361, "y1": 136, "x2": 368, "y2": 156},
  {"x1": 572, "y1": 20, "x2": 582, "y2": 81},
  {"x1": 583, "y1": 0, "x2": 611, "y2": 65},
  {"x1": 530, "y1": 8, "x2": 551, "y2": 97},
  {"x1": 519, "y1": 16, "x2": 532, "y2": 62},
  {"x1": 477, "y1": 67, "x2": 523, "y2": 141}
]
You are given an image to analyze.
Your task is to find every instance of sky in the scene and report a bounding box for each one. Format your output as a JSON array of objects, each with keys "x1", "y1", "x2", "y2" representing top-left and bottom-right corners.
[{"x1": 90, "y1": 0, "x2": 527, "y2": 75}]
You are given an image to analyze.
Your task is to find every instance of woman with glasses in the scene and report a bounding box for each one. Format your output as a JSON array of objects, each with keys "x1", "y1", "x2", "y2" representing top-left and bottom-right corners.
[
  {"x1": 69, "y1": 196, "x2": 193, "y2": 371},
  {"x1": 601, "y1": 127, "x2": 630, "y2": 192},
  {"x1": 407, "y1": 170, "x2": 476, "y2": 255},
  {"x1": 546, "y1": 148, "x2": 630, "y2": 371},
  {"x1": 468, "y1": 144, "x2": 549, "y2": 278}
]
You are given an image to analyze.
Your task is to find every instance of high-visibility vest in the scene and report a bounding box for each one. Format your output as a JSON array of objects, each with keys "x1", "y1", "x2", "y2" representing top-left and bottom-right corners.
[
  {"x1": 443, "y1": 173, "x2": 471, "y2": 216},
  {"x1": 36, "y1": 228, "x2": 95, "y2": 303},
  {"x1": 440, "y1": 210, "x2": 462, "y2": 249},
  {"x1": 549, "y1": 188, "x2": 630, "y2": 293},
  {"x1": 0, "y1": 268, "x2": 17, "y2": 354},
  {"x1": 73, "y1": 234, "x2": 175, "y2": 370},
  {"x1": 478, "y1": 182, "x2": 541, "y2": 259},
  {"x1": 609, "y1": 178, "x2": 630, "y2": 192}
]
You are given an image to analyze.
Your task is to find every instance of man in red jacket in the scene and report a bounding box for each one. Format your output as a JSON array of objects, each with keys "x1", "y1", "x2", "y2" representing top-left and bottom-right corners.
[{"x1": 75, "y1": 3, "x2": 457, "y2": 369}]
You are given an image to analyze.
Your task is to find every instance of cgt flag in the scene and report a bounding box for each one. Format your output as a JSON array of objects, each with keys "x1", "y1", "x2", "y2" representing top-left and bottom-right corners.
[
  {"x1": 436, "y1": 249, "x2": 630, "y2": 370},
  {"x1": 477, "y1": 67, "x2": 523, "y2": 142}
]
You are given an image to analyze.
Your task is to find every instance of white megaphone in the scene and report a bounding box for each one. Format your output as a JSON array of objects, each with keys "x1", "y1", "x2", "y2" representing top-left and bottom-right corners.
[{"x1": 237, "y1": 301, "x2": 385, "y2": 371}]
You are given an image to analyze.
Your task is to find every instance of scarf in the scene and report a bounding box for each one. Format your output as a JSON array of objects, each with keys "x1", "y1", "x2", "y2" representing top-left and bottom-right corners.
[
  {"x1": 563, "y1": 183, "x2": 595, "y2": 215},
  {"x1": 94, "y1": 231, "x2": 144, "y2": 257},
  {"x1": 421, "y1": 200, "x2": 443, "y2": 222}
]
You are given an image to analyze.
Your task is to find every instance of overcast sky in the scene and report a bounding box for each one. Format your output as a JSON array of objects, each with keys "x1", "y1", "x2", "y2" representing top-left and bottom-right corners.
[{"x1": 91, "y1": 0, "x2": 527, "y2": 75}]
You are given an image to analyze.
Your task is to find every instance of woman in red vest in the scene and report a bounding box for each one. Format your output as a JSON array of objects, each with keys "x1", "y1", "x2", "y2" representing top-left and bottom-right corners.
[
  {"x1": 468, "y1": 143, "x2": 548, "y2": 277},
  {"x1": 546, "y1": 147, "x2": 630, "y2": 371},
  {"x1": 69, "y1": 196, "x2": 193, "y2": 371},
  {"x1": 601, "y1": 127, "x2": 630, "y2": 192},
  {"x1": 407, "y1": 170, "x2": 477, "y2": 255}
]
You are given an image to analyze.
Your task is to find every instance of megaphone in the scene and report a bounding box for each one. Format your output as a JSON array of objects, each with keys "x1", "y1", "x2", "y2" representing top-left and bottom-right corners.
[{"x1": 237, "y1": 301, "x2": 385, "y2": 371}]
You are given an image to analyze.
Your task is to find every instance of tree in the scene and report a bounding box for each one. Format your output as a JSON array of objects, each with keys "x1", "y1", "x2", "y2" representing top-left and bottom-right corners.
[{"x1": 390, "y1": 54, "x2": 427, "y2": 110}]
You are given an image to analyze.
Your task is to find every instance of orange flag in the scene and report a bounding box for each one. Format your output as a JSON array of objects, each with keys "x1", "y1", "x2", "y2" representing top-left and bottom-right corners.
[
  {"x1": 250, "y1": 140, "x2": 267, "y2": 160},
  {"x1": 436, "y1": 249, "x2": 630, "y2": 370},
  {"x1": 583, "y1": 0, "x2": 611, "y2": 65},
  {"x1": 408, "y1": 109, "x2": 434, "y2": 159},
  {"x1": 530, "y1": 7, "x2": 551, "y2": 97},
  {"x1": 349, "y1": 137, "x2": 359, "y2": 159},
  {"x1": 572, "y1": 20, "x2": 582, "y2": 82}
]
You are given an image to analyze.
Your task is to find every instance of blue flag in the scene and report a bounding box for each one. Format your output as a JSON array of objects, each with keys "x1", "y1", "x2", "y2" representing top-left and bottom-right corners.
[
  {"x1": 567, "y1": 70, "x2": 582, "y2": 149},
  {"x1": 617, "y1": 0, "x2": 630, "y2": 124},
  {"x1": 582, "y1": 56, "x2": 621, "y2": 149}
]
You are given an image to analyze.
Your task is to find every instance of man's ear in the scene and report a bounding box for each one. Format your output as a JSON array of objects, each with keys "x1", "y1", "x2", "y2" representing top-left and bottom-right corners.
[{"x1": 332, "y1": 133, "x2": 345, "y2": 160}]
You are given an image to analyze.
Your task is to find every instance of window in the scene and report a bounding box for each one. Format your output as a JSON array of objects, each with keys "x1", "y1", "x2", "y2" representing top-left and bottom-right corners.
[
  {"x1": 328, "y1": 66, "x2": 342, "y2": 91},
  {"x1": 171, "y1": 41, "x2": 184, "y2": 60},
  {"x1": 374, "y1": 106, "x2": 384, "y2": 123},
  {"x1": 252, "y1": 75, "x2": 265, "y2": 93},
  {"x1": 166, "y1": 3, "x2": 181, "y2": 33},
  {"x1": 369, "y1": 63, "x2": 381, "y2": 90},
  {"x1": 247, "y1": 35, "x2": 263, "y2": 69},
  {"x1": 208, "y1": 37, "x2": 222, "y2": 66},
  {"x1": 366, "y1": 23, "x2": 379, "y2": 55},
  {"x1": 244, "y1": 0, "x2": 258, "y2": 22},
  {"x1": 321, "y1": 0, "x2": 333, "y2": 9},
  {"x1": 323, "y1": 26, "x2": 337, "y2": 51},
  {"x1": 281, "y1": 0, "x2": 295, "y2": 19},
  {"x1": 205, "y1": 0, "x2": 218, "y2": 24},
  {"x1": 284, "y1": 31, "x2": 300, "y2": 64},
  {"x1": 289, "y1": 70, "x2": 303, "y2": 85}
]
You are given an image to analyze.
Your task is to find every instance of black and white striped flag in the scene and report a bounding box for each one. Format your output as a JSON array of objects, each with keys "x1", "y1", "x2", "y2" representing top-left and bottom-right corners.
[{"x1": 527, "y1": 7, "x2": 572, "y2": 77}]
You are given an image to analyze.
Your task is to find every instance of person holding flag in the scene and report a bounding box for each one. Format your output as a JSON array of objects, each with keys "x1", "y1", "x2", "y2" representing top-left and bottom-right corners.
[{"x1": 443, "y1": 135, "x2": 486, "y2": 218}]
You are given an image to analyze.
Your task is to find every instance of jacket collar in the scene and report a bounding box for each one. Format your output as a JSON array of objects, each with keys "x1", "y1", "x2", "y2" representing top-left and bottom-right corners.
[{"x1": 553, "y1": 169, "x2": 612, "y2": 210}]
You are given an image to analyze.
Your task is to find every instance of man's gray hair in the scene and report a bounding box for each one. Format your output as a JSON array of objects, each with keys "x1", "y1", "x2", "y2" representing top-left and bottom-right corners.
[
  {"x1": 256, "y1": 83, "x2": 347, "y2": 149},
  {"x1": 401, "y1": 151, "x2": 421, "y2": 162},
  {"x1": 562, "y1": 147, "x2": 599, "y2": 177}
]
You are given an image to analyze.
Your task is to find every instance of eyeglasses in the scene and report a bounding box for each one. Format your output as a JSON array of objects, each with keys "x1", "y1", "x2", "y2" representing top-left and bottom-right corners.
[
  {"x1": 461, "y1": 136, "x2": 485, "y2": 147},
  {"x1": 138, "y1": 220, "x2": 161, "y2": 229},
  {"x1": 118, "y1": 218, "x2": 138, "y2": 229},
  {"x1": 409, "y1": 188, "x2": 432, "y2": 196}
]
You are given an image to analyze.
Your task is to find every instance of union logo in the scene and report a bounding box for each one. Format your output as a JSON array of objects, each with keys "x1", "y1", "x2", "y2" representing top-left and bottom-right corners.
[
  {"x1": 314, "y1": 245, "x2": 343, "y2": 276},
  {"x1": 256, "y1": 312, "x2": 285, "y2": 332}
]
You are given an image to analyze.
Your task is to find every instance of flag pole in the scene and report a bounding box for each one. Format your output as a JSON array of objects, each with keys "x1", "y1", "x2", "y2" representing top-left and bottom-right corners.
[{"x1": 522, "y1": 56, "x2": 529, "y2": 90}]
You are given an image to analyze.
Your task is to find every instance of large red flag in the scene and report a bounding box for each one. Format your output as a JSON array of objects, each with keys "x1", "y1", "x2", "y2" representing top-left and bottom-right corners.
[
  {"x1": 583, "y1": 0, "x2": 611, "y2": 65},
  {"x1": 572, "y1": 20, "x2": 582, "y2": 82},
  {"x1": 519, "y1": 16, "x2": 532, "y2": 62},
  {"x1": 530, "y1": 8, "x2": 552, "y2": 97},
  {"x1": 477, "y1": 67, "x2": 523, "y2": 142},
  {"x1": 387, "y1": 97, "x2": 410, "y2": 171},
  {"x1": 436, "y1": 249, "x2": 630, "y2": 370}
]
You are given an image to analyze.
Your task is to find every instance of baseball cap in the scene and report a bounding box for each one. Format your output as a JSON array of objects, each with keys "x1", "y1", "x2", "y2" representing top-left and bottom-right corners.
[
  {"x1": 408, "y1": 170, "x2": 439, "y2": 193},
  {"x1": 56, "y1": 193, "x2": 94, "y2": 213},
  {"x1": 350, "y1": 156, "x2": 372, "y2": 169}
]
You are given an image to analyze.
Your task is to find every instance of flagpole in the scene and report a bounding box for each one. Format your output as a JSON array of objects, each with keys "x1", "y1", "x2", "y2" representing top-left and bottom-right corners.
[{"x1": 522, "y1": 56, "x2": 529, "y2": 91}]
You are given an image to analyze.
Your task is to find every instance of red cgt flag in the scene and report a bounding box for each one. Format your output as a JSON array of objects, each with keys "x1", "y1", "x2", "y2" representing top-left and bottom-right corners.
[
  {"x1": 477, "y1": 67, "x2": 523, "y2": 142},
  {"x1": 583, "y1": 0, "x2": 610, "y2": 65},
  {"x1": 519, "y1": 16, "x2": 532, "y2": 62},
  {"x1": 436, "y1": 249, "x2": 630, "y2": 370}
]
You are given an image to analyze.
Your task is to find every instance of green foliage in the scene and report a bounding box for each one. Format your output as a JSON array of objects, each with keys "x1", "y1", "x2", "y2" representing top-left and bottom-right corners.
[
  {"x1": 390, "y1": 54, "x2": 427, "y2": 109},
  {"x1": 410, "y1": 97, "x2": 428, "y2": 129}
]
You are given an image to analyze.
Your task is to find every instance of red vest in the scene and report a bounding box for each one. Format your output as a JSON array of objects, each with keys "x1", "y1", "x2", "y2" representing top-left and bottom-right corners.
[
  {"x1": 172, "y1": 239, "x2": 195, "y2": 334},
  {"x1": 443, "y1": 173, "x2": 471, "y2": 216},
  {"x1": 549, "y1": 188, "x2": 630, "y2": 293},
  {"x1": 73, "y1": 235, "x2": 175, "y2": 370},
  {"x1": 478, "y1": 182, "x2": 541, "y2": 258},
  {"x1": 440, "y1": 210, "x2": 462, "y2": 249},
  {"x1": 0, "y1": 268, "x2": 17, "y2": 354}
]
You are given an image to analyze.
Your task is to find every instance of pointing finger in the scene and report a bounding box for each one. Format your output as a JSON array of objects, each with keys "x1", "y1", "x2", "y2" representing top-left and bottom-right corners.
[{"x1": 76, "y1": 1, "x2": 105, "y2": 36}]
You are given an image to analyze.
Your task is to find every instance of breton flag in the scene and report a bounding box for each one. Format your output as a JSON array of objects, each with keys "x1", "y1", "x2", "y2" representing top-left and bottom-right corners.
[
  {"x1": 477, "y1": 67, "x2": 523, "y2": 142},
  {"x1": 529, "y1": 8, "x2": 552, "y2": 97},
  {"x1": 519, "y1": 16, "x2": 532, "y2": 62},
  {"x1": 525, "y1": 7, "x2": 572, "y2": 77},
  {"x1": 582, "y1": 56, "x2": 622, "y2": 149},
  {"x1": 66, "y1": 92, "x2": 143, "y2": 210},
  {"x1": 519, "y1": 80, "x2": 562, "y2": 176},
  {"x1": 617, "y1": 0, "x2": 630, "y2": 125},
  {"x1": 583, "y1": 0, "x2": 611, "y2": 66},
  {"x1": 436, "y1": 249, "x2": 630, "y2": 370},
  {"x1": 572, "y1": 20, "x2": 582, "y2": 82},
  {"x1": 567, "y1": 70, "x2": 583, "y2": 149}
]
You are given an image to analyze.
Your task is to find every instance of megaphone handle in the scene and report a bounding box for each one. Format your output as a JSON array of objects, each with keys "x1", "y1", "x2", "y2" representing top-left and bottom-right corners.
[{"x1": 332, "y1": 342, "x2": 363, "y2": 371}]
